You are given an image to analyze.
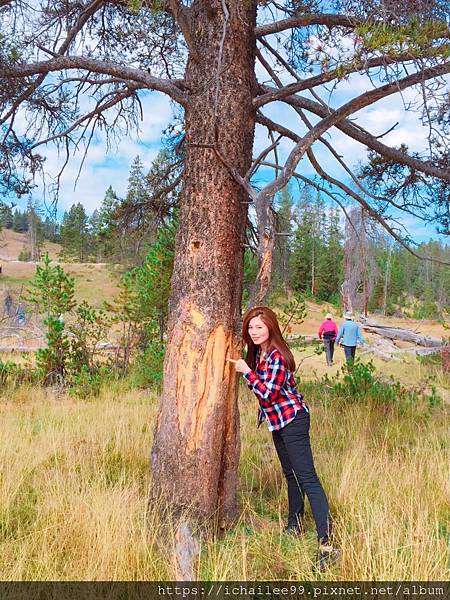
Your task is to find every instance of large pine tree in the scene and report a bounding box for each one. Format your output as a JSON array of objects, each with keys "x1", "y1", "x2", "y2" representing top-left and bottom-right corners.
[
  {"x1": 60, "y1": 203, "x2": 90, "y2": 262},
  {"x1": 318, "y1": 206, "x2": 343, "y2": 303},
  {"x1": 2, "y1": 1, "x2": 450, "y2": 557}
]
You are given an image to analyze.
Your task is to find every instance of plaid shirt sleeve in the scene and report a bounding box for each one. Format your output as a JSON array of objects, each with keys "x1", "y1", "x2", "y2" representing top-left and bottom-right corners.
[{"x1": 243, "y1": 354, "x2": 287, "y2": 408}]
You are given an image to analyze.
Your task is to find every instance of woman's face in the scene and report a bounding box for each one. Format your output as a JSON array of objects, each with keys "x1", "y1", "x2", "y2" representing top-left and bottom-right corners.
[{"x1": 248, "y1": 315, "x2": 270, "y2": 346}]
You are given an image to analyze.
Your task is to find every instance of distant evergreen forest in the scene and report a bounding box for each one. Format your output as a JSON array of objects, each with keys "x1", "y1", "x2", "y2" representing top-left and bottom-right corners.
[{"x1": 1, "y1": 154, "x2": 448, "y2": 319}]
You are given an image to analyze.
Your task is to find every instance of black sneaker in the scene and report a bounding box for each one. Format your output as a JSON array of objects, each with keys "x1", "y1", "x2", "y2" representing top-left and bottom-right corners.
[
  {"x1": 316, "y1": 542, "x2": 341, "y2": 572},
  {"x1": 283, "y1": 523, "x2": 304, "y2": 537}
]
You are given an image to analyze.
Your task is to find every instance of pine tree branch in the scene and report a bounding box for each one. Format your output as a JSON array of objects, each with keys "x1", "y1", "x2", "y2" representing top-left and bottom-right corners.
[
  {"x1": 0, "y1": 0, "x2": 108, "y2": 128},
  {"x1": 255, "y1": 60, "x2": 450, "y2": 204},
  {"x1": 28, "y1": 84, "x2": 141, "y2": 150},
  {"x1": 255, "y1": 49, "x2": 450, "y2": 185},
  {"x1": 276, "y1": 91, "x2": 450, "y2": 183},
  {"x1": 308, "y1": 148, "x2": 450, "y2": 266},
  {"x1": 254, "y1": 46, "x2": 450, "y2": 109},
  {"x1": 255, "y1": 13, "x2": 362, "y2": 38},
  {"x1": 246, "y1": 135, "x2": 281, "y2": 180},
  {"x1": 4, "y1": 56, "x2": 188, "y2": 105},
  {"x1": 257, "y1": 111, "x2": 442, "y2": 221},
  {"x1": 260, "y1": 159, "x2": 449, "y2": 266}
]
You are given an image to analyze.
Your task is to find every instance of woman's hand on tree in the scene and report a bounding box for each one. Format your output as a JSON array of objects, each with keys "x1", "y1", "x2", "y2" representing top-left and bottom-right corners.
[{"x1": 226, "y1": 358, "x2": 251, "y2": 374}]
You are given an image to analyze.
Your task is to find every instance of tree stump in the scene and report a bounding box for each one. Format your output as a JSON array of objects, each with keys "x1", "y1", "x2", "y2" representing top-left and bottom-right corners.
[{"x1": 441, "y1": 345, "x2": 450, "y2": 372}]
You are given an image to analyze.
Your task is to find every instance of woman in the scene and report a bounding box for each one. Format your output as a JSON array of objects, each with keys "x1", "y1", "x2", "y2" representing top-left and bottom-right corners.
[
  {"x1": 227, "y1": 306, "x2": 340, "y2": 572},
  {"x1": 318, "y1": 313, "x2": 338, "y2": 367}
]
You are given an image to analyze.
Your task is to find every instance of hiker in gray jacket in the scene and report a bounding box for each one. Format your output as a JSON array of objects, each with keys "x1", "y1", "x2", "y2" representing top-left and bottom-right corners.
[{"x1": 336, "y1": 312, "x2": 365, "y2": 363}]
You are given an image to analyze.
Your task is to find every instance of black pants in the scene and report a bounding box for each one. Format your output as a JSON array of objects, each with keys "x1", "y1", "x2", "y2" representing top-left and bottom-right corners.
[
  {"x1": 323, "y1": 339, "x2": 335, "y2": 365},
  {"x1": 272, "y1": 409, "x2": 331, "y2": 540},
  {"x1": 343, "y1": 345, "x2": 356, "y2": 362}
]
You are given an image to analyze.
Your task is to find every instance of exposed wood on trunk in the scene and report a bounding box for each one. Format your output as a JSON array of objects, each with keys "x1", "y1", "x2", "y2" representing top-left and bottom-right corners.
[{"x1": 173, "y1": 521, "x2": 200, "y2": 580}]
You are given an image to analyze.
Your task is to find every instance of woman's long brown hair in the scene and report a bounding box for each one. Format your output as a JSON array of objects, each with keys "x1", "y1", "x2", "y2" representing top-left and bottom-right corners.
[{"x1": 242, "y1": 306, "x2": 296, "y2": 371}]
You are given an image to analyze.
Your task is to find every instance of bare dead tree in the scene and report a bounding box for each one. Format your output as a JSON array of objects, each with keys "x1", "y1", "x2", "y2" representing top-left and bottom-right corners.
[{"x1": 342, "y1": 205, "x2": 381, "y2": 312}]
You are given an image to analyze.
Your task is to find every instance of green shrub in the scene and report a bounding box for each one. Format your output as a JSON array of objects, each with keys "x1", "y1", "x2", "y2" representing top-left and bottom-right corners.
[
  {"x1": 326, "y1": 360, "x2": 442, "y2": 414},
  {"x1": 18, "y1": 247, "x2": 31, "y2": 262},
  {"x1": 413, "y1": 301, "x2": 439, "y2": 320},
  {"x1": 68, "y1": 364, "x2": 111, "y2": 399},
  {"x1": 67, "y1": 300, "x2": 112, "y2": 384},
  {"x1": 0, "y1": 358, "x2": 33, "y2": 388},
  {"x1": 329, "y1": 360, "x2": 404, "y2": 405},
  {"x1": 132, "y1": 339, "x2": 166, "y2": 391},
  {"x1": 25, "y1": 253, "x2": 76, "y2": 385},
  {"x1": 327, "y1": 292, "x2": 342, "y2": 309},
  {"x1": 427, "y1": 386, "x2": 443, "y2": 409}
]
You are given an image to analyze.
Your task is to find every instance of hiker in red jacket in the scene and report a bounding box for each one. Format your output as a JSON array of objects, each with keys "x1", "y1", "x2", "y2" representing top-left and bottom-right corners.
[{"x1": 318, "y1": 313, "x2": 338, "y2": 367}]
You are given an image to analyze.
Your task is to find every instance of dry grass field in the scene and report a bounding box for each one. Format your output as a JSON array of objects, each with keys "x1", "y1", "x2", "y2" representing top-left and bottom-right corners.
[
  {"x1": 0, "y1": 379, "x2": 448, "y2": 580},
  {"x1": 0, "y1": 228, "x2": 61, "y2": 261}
]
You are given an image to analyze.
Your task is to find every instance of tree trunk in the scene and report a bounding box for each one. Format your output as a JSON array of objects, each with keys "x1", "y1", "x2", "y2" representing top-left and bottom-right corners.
[
  {"x1": 151, "y1": 0, "x2": 257, "y2": 532},
  {"x1": 255, "y1": 229, "x2": 274, "y2": 305},
  {"x1": 248, "y1": 196, "x2": 274, "y2": 308},
  {"x1": 441, "y1": 345, "x2": 450, "y2": 372},
  {"x1": 361, "y1": 208, "x2": 368, "y2": 317},
  {"x1": 383, "y1": 245, "x2": 392, "y2": 316},
  {"x1": 341, "y1": 241, "x2": 353, "y2": 313},
  {"x1": 281, "y1": 240, "x2": 289, "y2": 295}
]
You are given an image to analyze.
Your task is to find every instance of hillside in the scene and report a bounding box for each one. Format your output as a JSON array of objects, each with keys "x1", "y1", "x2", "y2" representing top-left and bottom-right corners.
[
  {"x1": 0, "y1": 229, "x2": 120, "y2": 306},
  {"x1": 0, "y1": 228, "x2": 61, "y2": 261}
]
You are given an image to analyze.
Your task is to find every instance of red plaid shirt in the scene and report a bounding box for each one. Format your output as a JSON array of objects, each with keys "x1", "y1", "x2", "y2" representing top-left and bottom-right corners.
[{"x1": 243, "y1": 347, "x2": 308, "y2": 431}]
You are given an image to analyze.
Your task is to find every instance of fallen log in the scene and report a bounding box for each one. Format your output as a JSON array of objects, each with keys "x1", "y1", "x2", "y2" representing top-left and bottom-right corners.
[
  {"x1": 286, "y1": 334, "x2": 319, "y2": 343},
  {"x1": 359, "y1": 316, "x2": 442, "y2": 347}
]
